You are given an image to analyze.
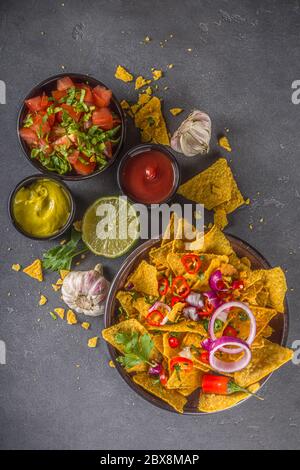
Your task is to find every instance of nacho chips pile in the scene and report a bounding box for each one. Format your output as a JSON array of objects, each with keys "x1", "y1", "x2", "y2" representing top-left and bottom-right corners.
[
  {"x1": 102, "y1": 218, "x2": 292, "y2": 413},
  {"x1": 177, "y1": 158, "x2": 245, "y2": 229}
]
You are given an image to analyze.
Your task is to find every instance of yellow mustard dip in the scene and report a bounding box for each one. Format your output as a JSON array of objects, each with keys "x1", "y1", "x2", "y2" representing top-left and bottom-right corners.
[{"x1": 13, "y1": 179, "x2": 71, "y2": 237}]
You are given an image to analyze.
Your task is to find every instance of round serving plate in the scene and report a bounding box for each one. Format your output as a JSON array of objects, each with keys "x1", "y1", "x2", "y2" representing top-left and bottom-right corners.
[{"x1": 104, "y1": 234, "x2": 289, "y2": 414}]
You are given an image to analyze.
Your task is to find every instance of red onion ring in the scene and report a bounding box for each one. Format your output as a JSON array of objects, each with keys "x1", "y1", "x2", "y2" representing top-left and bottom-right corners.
[
  {"x1": 209, "y1": 301, "x2": 256, "y2": 353},
  {"x1": 208, "y1": 336, "x2": 252, "y2": 373},
  {"x1": 148, "y1": 301, "x2": 171, "y2": 325},
  {"x1": 209, "y1": 270, "x2": 229, "y2": 292},
  {"x1": 203, "y1": 290, "x2": 223, "y2": 309}
]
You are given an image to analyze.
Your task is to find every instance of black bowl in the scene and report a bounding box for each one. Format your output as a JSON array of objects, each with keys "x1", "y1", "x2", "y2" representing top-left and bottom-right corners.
[
  {"x1": 17, "y1": 73, "x2": 126, "y2": 181},
  {"x1": 117, "y1": 143, "x2": 180, "y2": 206},
  {"x1": 104, "y1": 235, "x2": 289, "y2": 414},
  {"x1": 8, "y1": 174, "x2": 76, "y2": 240}
]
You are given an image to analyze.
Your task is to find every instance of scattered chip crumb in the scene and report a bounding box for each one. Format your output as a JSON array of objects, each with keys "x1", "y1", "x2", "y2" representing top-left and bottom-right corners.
[
  {"x1": 88, "y1": 337, "x2": 98, "y2": 348},
  {"x1": 52, "y1": 283, "x2": 61, "y2": 292},
  {"x1": 115, "y1": 65, "x2": 133, "y2": 83},
  {"x1": 245, "y1": 198, "x2": 251, "y2": 205},
  {"x1": 39, "y1": 294, "x2": 47, "y2": 306},
  {"x1": 54, "y1": 308, "x2": 65, "y2": 319},
  {"x1": 249, "y1": 224, "x2": 254, "y2": 230},
  {"x1": 11, "y1": 263, "x2": 21, "y2": 272},
  {"x1": 218, "y1": 135, "x2": 232, "y2": 152},
  {"x1": 60, "y1": 270, "x2": 70, "y2": 280},
  {"x1": 73, "y1": 220, "x2": 82, "y2": 232},
  {"x1": 23, "y1": 259, "x2": 43, "y2": 282},
  {"x1": 135, "y1": 76, "x2": 152, "y2": 90},
  {"x1": 170, "y1": 108, "x2": 183, "y2": 116},
  {"x1": 167, "y1": 64, "x2": 174, "y2": 69},
  {"x1": 152, "y1": 69, "x2": 163, "y2": 81},
  {"x1": 259, "y1": 217, "x2": 264, "y2": 223},
  {"x1": 143, "y1": 35, "x2": 151, "y2": 43},
  {"x1": 81, "y1": 322, "x2": 90, "y2": 330},
  {"x1": 109, "y1": 360, "x2": 116, "y2": 368},
  {"x1": 67, "y1": 309, "x2": 77, "y2": 325},
  {"x1": 60, "y1": 239, "x2": 67, "y2": 245}
]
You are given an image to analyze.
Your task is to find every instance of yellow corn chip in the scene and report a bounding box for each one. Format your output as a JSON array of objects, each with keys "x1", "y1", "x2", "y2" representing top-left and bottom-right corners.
[
  {"x1": 54, "y1": 308, "x2": 65, "y2": 319},
  {"x1": 234, "y1": 340, "x2": 293, "y2": 388},
  {"x1": 135, "y1": 76, "x2": 151, "y2": 90},
  {"x1": 23, "y1": 259, "x2": 43, "y2": 282},
  {"x1": 60, "y1": 270, "x2": 70, "y2": 280},
  {"x1": 38, "y1": 295, "x2": 47, "y2": 306},
  {"x1": 67, "y1": 309, "x2": 77, "y2": 325},
  {"x1": 170, "y1": 108, "x2": 183, "y2": 116},
  {"x1": 127, "y1": 260, "x2": 158, "y2": 296},
  {"x1": 213, "y1": 208, "x2": 228, "y2": 230},
  {"x1": 198, "y1": 383, "x2": 260, "y2": 413},
  {"x1": 133, "y1": 373, "x2": 187, "y2": 413},
  {"x1": 88, "y1": 337, "x2": 98, "y2": 348},
  {"x1": 81, "y1": 322, "x2": 90, "y2": 330},
  {"x1": 117, "y1": 291, "x2": 138, "y2": 318},
  {"x1": 115, "y1": 65, "x2": 133, "y2": 82},
  {"x1": 11, "y1": 263, "x2": 21, "y2": 272}
]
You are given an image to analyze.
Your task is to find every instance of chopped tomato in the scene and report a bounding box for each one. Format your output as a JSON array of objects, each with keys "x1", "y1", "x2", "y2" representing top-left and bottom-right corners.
[
  {"x1": 200, "y1": 351, "x2": 210, "y2": 364},
  {"x1": 53, "y1": 135, "x2": 71, "y2": 149},
  {"x1": 92, "y1": 108, "x2": 113, "y2": 130},
  {"x1": 92, "y1": 85, "x2": 112, "y2": 107},
  {"x1": 38, "y1": 138, "x2": 53, "y2": 156},
  {"x1": 30, "y1": 112, "x2": 51, "y2": 136},
  {"x1": 223, "y1": 325, "x2": 238, "y2": 338},
  {"x1": 72, "y1": 154, "x2": 96, "y2": 175},
  {"x1": 19, "y1": 127, "x2": 38, "y2": 145},
  {"x1": 57, "y1": 76, "x2": 75, "y2": 91},
  {"x1": 52, "y1": 89, "x2": 67, "y2": 101},
  {"x1": 67, "y1": 150, "x2": 80, "y2": 165},
  {"x1": 78, "y1": 83, "x2": 94, "y2": 104},
  {"x1": 60, "y1": 103, "x2": 82, "y2": 122},
  {"x1": 49, "y1": 125, "x2": 66, "y2": 140},
  {"x1": 168, "y1": 336, "x2": 180, "y2": 349},
  {"x1": 170, "y1": 356, "x2": 193, "y2": 372},
  {"x1": 25, "y1": 94, "x2": 48, "y2": 113}
]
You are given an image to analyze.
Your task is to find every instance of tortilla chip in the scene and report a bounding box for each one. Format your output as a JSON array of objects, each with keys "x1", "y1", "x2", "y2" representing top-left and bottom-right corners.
[
  {"x1": 116, "y1": 291, "x2": 138, "y2": 318},
  {"x1": 149, "y1": 242, "x2": 174, "y2": 267},
  {"x1": 23, "y1": 259, "x2": 43, "y2": 282},
  {"x1": 214, "y1": 208, "x2": 228, "y2": 230},
  {"x1": 127, "y1": 260, "x2": 158, "y2": 296},
  {"x1": 177, "y1": 159, "x2": 233, "y2": 210},
  {"x1": 178, "y1": 387, "x2": 198, "y2": 397},
  {"x1": 132, "y1": 373, "x2": 187, "y2": 413},
  {"x1": 167, "y1": 368, "x2": 202, "y2": 390},
  {"x1": 162, "y1": 333, "x2": 181, "y2": 359},
  {"x1": 198, "y1": 383, "x2": 260, "y2": 412},
  {"x1": 196, "y1": 225, "x2": 234, "y2": 256},
  {"x1": 133, "y1": 297, "x2": 151, "y2": 321},
  {"x1": 167, "y1": 302, "x2": 186, "y2": 323},
  {"x1": 234, "y1": 340, "x2": 293, "y2": 388},
  {"x1": 134, "y1": 97, "x2": 170, "y2": 145},
  {"x1": 152, "y1": 334, "x2": 164, "y2": 355},
  {"x1": 264, "y1": 267, "x2": 287, "y2": 313},
  {"x1": 161, "y1": 212, "x2": 177, "y2": 245},
  {"x1": 215, "y1": 175, "x2": 245, "y2": 214},
  {"x1": 148, "y1": 320, "x2": 207, "y2": 337}
]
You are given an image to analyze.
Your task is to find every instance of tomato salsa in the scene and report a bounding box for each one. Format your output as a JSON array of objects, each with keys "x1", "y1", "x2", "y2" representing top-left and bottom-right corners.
[
  {"x1": 19, "y1": 76, "x2": 121, "y2": 176},
  {"x1": 120, "y1": 149, "x2": 177, "y2": 203}
]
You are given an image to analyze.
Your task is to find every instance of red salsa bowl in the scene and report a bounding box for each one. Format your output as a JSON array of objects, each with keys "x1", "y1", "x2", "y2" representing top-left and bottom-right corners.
[
  {"x1": 117, "y1": 144, "x2": 180, "y2": 205},
  {"x1": 17, "y1": 73, "x2": 126, "y2": 181}
]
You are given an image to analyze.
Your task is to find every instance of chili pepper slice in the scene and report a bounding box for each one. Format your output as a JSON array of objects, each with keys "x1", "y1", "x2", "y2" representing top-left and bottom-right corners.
[
  {"x1": 159, "y1": 368, "x2": 168, "y2": 386},
  {"x1": 146, "y1": 310, "x2": 165, "y2": 326},
  {"x1": 158, "y1": 277, "x2": 169, "y2": 296},
  {"x1": 171, "y1": 276, "x2": 190, "y2": 299},
  {"x1": 170, "y1": 356, "x2": 193, "y2": 372},
  {"x1": 171, "y1": 296, "x2": 182, "y2": 307},
  {"x1": 181, "y1": 254, "x2": 202, "y2": 274},
  {"x1": 200, "y1": 351, "x2": 210, "y2": 364},
  {"x1": 168, "y1": 336, "x2": 180, "y2": 349},
  {"x1": 223, "y1": 325, "x2": 238, "y2": 337},
  {"x1": 231, "y1": 279, "x2": 245, "y2": 290},
  {"x1": 201, "y1": 374, "x2": 230, "y2": 394},
  {"x1": 202, "y1": 374, "x2": 264, "y2": 400}
]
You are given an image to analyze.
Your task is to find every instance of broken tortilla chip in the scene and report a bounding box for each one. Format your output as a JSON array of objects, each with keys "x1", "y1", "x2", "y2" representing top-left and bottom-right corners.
[{"x1": 23, "y1": 259, "x2": 43, "y2": 282}]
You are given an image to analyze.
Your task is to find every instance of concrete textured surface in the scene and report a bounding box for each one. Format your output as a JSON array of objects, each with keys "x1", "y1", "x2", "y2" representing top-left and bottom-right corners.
[{"x1": 0, "y1": 0, "x2": 300, "y2": 450}]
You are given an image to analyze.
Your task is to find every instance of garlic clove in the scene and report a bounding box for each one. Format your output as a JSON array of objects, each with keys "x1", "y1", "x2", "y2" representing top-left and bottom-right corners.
[{"x1": 171, "y1": 109, "x2": 211, "y2": 157}]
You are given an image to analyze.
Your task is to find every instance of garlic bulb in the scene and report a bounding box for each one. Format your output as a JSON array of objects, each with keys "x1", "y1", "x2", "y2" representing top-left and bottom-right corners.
[
  {"x1": 171, "y1": 110, "x2": 211, "y2": 157},
  {"x1": 61, "y1": 264, "x2": 110, "y2": 316}
]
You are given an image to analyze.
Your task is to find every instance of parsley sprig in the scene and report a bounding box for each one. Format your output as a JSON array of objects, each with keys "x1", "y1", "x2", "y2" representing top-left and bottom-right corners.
[
  {"x1": 115, "y1": 331, "x2": 154, "y2": 369},
  {"x1": 42, "y1": 229, "x2": 88, "y2": 272}
]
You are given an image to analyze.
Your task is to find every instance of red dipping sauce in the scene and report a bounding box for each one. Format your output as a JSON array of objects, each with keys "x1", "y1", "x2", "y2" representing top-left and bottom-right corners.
[{"x1": 120, "y1": 149, "x2": 176, "y2": 204}]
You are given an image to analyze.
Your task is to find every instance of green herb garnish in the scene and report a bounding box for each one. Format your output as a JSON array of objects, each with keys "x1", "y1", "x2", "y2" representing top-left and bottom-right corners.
[
  {"x1": 42, "y1": 229, "x2": 88, "y2": 272},
  {"x1": 115, "y1": 331, "x2": 154, "y2": 369}
]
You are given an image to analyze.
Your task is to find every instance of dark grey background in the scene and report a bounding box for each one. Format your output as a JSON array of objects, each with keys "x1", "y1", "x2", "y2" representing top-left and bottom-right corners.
[{"x1": 0, "y1": 0, "x2": 299, "y2": 450}]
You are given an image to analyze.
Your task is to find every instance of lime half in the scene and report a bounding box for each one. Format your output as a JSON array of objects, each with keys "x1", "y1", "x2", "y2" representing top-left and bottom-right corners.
[{"x1": 82, "y1": 196, "x2": 139, "y2": 258}]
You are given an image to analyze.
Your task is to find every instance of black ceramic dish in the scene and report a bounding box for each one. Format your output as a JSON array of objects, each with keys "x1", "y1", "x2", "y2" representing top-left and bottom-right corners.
[
  {"x1": 117, "y1": 143, "x2": 180, "y2": 206},
  {"x1": 8, "y1": 174, "x2": 76, "y2": 240},
  {"x1": 104, "y1": 234, "x2": 289, "y2": 414},
  {"x1": 17, "y1": 73, "x2": 126, "y2": 181}
]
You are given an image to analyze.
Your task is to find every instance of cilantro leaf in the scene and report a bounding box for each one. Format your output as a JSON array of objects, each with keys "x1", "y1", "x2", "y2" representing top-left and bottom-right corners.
[
  {"x1": 115, "y1": 331, "x2": 154, "y2": 368},
  {"x1": 42, "y1": 229, "x2": 88, "y2": 272}
]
